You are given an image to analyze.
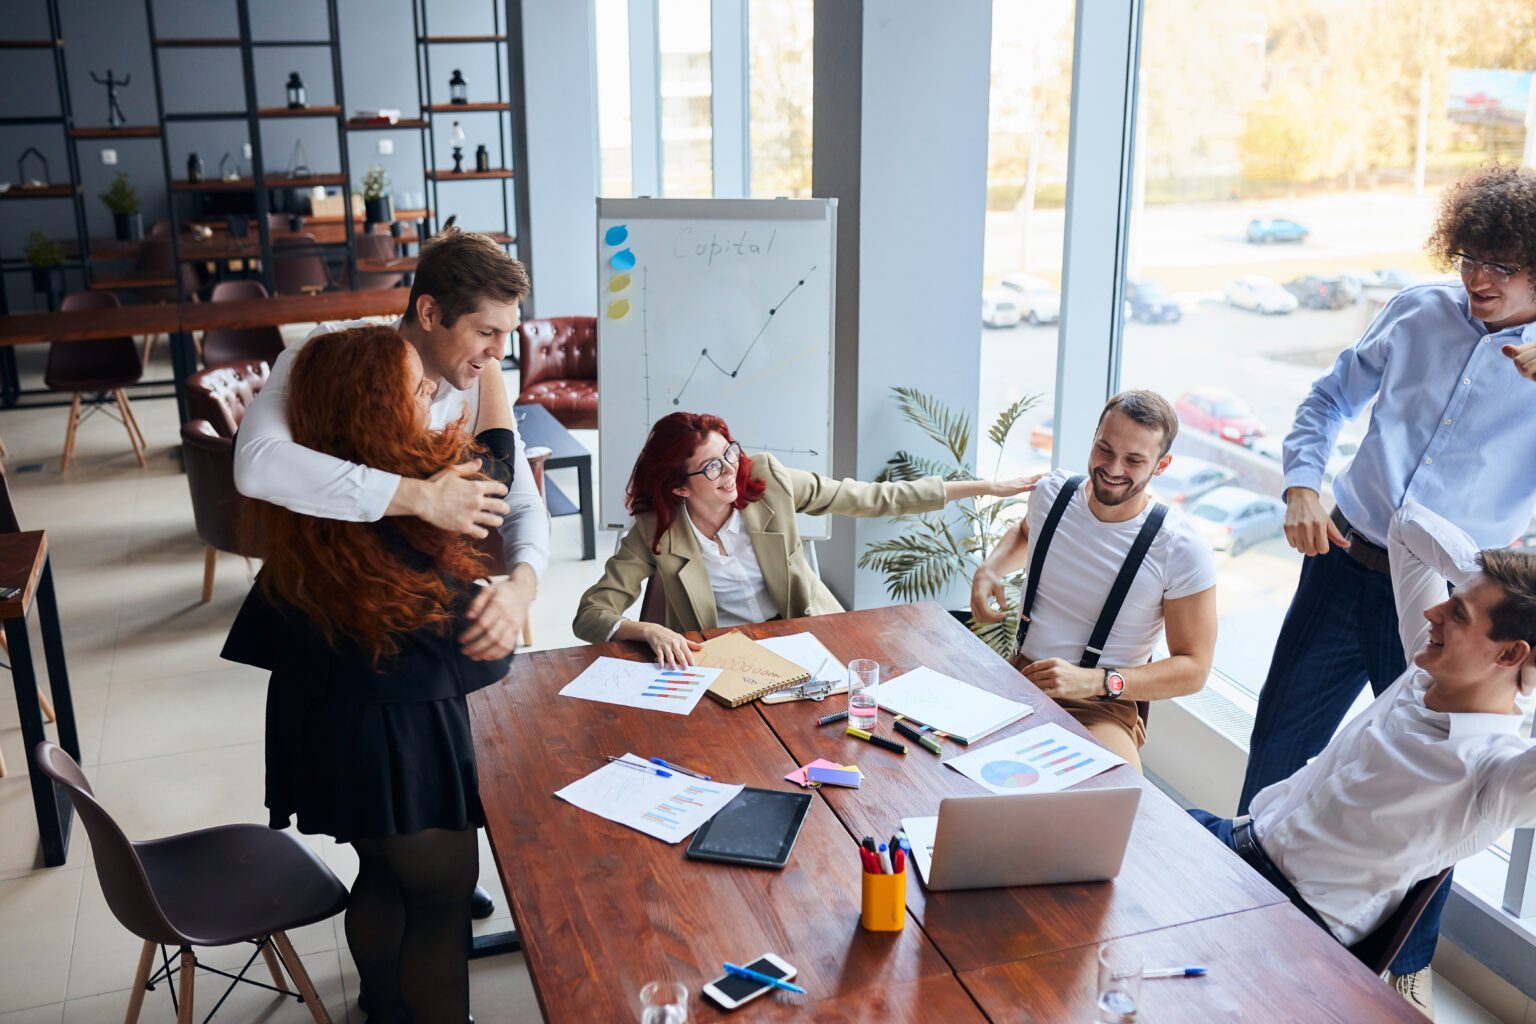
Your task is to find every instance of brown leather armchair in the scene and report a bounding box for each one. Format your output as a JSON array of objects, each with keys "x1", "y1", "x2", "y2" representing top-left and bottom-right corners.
[
  {"x1": 185, "y1": 361, "x2": 270, "y2": 438},
  {"x1": 517, "y1": 316, "x2": 597, "y2": 429},
  {"x1": 182, "y1": 420, "x2": 259, "y2": 602}
]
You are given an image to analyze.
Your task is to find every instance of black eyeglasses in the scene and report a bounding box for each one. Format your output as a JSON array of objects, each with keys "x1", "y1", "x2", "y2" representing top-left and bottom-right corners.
[
  {"x1": 1451, "y1": 252, "x2": 1525, "y2": 285},
  {"x1": 684, "y1": 441, "x2": 742, "y2": 481}
]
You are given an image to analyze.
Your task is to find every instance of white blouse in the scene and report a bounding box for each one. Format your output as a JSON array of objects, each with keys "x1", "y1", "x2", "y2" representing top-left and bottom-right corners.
[{"x1": 684, "y1": 506, "x2": 779, "y2": 626}]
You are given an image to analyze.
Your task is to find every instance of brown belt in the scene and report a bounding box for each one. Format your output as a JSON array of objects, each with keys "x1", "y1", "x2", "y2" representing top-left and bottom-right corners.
[{"x1": 1329, "y1": 507, "x2": 1391, "y2": 574}]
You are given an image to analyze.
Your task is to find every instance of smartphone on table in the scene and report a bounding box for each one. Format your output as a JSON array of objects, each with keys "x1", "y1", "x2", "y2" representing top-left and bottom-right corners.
[{"x1": 700, "y1": 953, "x2": 797, "y2": 1010}]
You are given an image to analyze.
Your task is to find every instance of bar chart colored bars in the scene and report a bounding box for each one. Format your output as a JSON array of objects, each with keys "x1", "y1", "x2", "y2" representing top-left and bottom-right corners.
[
  {"x1": 642, "y1": 783, "x2": 724, "y2": 830},
  {"x1": 946, "y1": 722, "x2": 1127, "y2": 796},
  {"x1": 559, "y1": 657, "x2": 721, "y2": 716},
  {"x1": 643, "y1": 670, "x2": 710, "y2": 702}
]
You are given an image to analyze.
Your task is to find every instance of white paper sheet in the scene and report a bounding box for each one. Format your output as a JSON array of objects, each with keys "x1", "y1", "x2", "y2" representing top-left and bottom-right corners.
[
  {"x1": 558, "y1": 656, "x2": 721, "y2": 715},
  {"x1": 554, "y1": 753, "x2": 744, "y2": 843},
  {"x1": 870, "y1": 666, "x2": 1034, "y2": 743},
  {"x1": 755, "y1": 633, "x2": 848, "y2": 702},
  {"x1": 943, "y1": 722, "x2": 1126, "y2": 795}
]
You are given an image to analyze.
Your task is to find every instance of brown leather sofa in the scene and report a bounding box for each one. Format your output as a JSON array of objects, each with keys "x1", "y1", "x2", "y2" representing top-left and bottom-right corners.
[
  {"x1": 517, "y1": 316, "x2": 597, "y2": 429},
  {"x1": 185, "y1": 361, "x2": 270, "y2": 438}
]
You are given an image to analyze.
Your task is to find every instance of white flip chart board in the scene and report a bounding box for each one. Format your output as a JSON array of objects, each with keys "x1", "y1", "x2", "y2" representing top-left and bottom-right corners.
[{"x1": 595, "y1": 197, "x2": 838, "y2": 538}]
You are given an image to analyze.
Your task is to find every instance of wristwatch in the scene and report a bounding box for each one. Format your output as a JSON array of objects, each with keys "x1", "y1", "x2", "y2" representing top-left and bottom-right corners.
[{"x1": 1099, "y1": 669, "x2": 1126, "y2": 701}]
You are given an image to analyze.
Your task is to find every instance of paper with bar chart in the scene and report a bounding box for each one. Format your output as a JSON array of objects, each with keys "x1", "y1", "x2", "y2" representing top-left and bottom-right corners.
[
  {"x1": 558, "y1": 657, "x2": 722, "y2": 716},
  {"x1": 943, "y1": 722, "x2": 1126, "y2": 796},
  {"x1": 555, "y1": 753, "x2": 744, "y2": 843}
]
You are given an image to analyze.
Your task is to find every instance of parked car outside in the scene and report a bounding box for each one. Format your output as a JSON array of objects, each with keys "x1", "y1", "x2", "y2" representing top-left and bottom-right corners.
[
  {"x1": 982, "y1": 290, "x2": 1022, "y2": 328},
  {"x1": 1125, "y1": 278, "x2": 1182, "y2": 323},
  {"x1": 1184, "y1": 486, "x2": 1287, "y2": 556},
  {"x1": 998, "y1": 273, "x2": 1061, "y2": 325},
  {"x1": 1224, "y1": 274, "x2": 1298, "y2": 314},
  {"x1": 1175, "y1": 388, "x2": 1265, "y2": 447},
  {"x1": 1374, "y1": 267, "x2": 1426, "y2": 290},
  {"x1": 1253, "y1": 436, "x2": 1359, "y2": 485},
  {"x1": 1510, "y1": 514, "x2": 1536, "y2": 549},
  {"x1": 1148, "y1": 456, "x2": 1236, "y2": 506},
  {"x1": 1029, "y1": 416, "x2": 1054, "y2": 454},
  {"x1": 1283, "y1": 274, "x2": 1351, "y2": 311},
  {"x1": 1336, "y1": 268, "x2": 1381, "y2": 303},
  {"x1": 1246, "y1": 218, "x2": 1309, "y2": 244}
]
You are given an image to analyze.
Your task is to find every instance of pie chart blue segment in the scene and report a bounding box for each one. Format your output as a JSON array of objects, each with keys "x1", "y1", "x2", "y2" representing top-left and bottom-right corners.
[{"x1": 981, "y1": 759, "x2": 1039, "y2": 789}]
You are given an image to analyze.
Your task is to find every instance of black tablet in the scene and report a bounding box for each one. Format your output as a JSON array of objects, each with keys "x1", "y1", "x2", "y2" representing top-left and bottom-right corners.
[{"x1": 686, "y1": 787, "x2": 812, "y2": 869}]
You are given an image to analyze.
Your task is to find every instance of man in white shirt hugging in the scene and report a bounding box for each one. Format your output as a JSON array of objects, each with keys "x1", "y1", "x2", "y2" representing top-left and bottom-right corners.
[
  {"x1": 234, "y1": 228, "x2": 550, "y2": 660},
  {"x1": 1188, "y1": 502, "x2": 1536, "y2": 1012},
  {"x1": 971, "y1": 390, "x2": 1218, "y2": 771}
]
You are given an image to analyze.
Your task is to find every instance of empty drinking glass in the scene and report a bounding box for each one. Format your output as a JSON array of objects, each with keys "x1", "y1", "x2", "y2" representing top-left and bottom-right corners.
[
  {"x1": 847, "y1": 658, "x2": 880, "y2": 732},
  {"x1": 1095, "y1": 942, "x2": 1141, "y2": 1023},
  {"x1": 638, "y1": 980, "x2": 688, "y2": 1024}
]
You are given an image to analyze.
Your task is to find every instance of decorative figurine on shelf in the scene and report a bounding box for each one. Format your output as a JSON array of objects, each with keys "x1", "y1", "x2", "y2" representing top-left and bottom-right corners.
[
  {"x1": 286, "y1": 72, "x2": 307, "y2": 109},
  {"x1": 99, "y1": 172, "x2": 142, "y2": 241},
  {"x1": 186, "y1": 152, "x2": 204, "y2": 183},
  {"x1": 449, "y1": 69, "x2": 467, "y2": 105},
  {"x1": 89, "y1": 69, "x2": 131, "y2": 128},
  {"x1": 475, "y1": 144, "x2": 489, "y2": 173},
  {"x1": 450, "y1": 121, "x2": 466, "y2": 173},
  {"x1": 219, "y1": 152, "x2": 241, "y2": 181},
  {"x1": 17, "y1": 147, "x2": 50, "y2": 188},
  {"x1": 285, "y1": 139, "x2": 311, "y2": 179}
]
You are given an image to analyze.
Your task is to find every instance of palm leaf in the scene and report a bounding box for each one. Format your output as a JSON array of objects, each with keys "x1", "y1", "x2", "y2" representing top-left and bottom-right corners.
[
  {"x1": 966, "y1": 578, "x2": 1023, "y2": 657},
  {"x1": 878, "y1": 450, "x2": 958, "y2": 483},
  {"x1": 987, "y1": 394, "x2": 1039, "y2": 449},
  {"x1": 892, "y1": 386, "x2": 970, "y2": 466}
]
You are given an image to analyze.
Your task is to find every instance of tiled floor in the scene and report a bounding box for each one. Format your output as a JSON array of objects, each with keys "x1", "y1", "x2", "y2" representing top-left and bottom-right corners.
[{"x1": 0, "y1": 337, "x2": 599, "y2": 1022}]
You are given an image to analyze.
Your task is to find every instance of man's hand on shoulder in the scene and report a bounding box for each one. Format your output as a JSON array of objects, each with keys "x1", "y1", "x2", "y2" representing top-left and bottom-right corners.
[
  {"x1": 1017, "y1": 658, "x2": 1104, "y2": 700},
  {"x1": 389, "y1": 460, "x2": 510, "y2": 537},
  {"x1": 1504, "y1": 340, "x2": 1536, "y2": 382},
  {"x1": 460, "y1": 564, "x2": 536, "y2": 660},
  {"x1": 1283, "y1": 486, "x2": 1348, "y2": 557}
]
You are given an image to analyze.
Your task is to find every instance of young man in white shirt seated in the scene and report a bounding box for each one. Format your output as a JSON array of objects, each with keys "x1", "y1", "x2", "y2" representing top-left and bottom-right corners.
[
  {"x1": 234, "y1": 229, "x2": 549, "y2": 659},
  {"x1": 1190, "y1": 502, "x2": 1536, "y2": 1015},
  {"x1": 971, "y1": 390, "x2": 1218, "y2": 771}
]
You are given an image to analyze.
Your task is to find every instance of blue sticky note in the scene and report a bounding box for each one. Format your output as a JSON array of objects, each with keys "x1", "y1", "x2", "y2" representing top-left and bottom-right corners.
[
  {"x1": 806, "y1": 765, "x2": 861, "y2": 788},
  {"x1": 610, "y1": 248, "x2": 636, "y2": 271},
  {"x1": 604, "y1": 224, "x2": 629, "y2": 246}
]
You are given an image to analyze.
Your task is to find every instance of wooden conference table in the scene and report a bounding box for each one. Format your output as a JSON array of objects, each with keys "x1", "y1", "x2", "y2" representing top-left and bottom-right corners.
[{"x1": 470, "y1": 603, "x2": 1423, "y2": 1022}]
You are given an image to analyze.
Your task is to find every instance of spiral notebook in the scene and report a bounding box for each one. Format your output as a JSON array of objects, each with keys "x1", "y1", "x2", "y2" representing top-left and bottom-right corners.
[{"x1": 695, "y1": 631, "x2": 810, "y2": 707}]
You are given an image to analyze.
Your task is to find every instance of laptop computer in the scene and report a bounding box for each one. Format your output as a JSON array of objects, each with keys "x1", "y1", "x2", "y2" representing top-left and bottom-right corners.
[{"x1": 901, "y1": 787, "x2": 1142, "y2": 891}]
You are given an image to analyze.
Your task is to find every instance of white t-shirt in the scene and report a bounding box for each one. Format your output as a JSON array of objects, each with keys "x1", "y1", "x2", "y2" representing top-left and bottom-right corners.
[{"x1": 1016, "y1": 468, "x2": 1216, "y2": 668}]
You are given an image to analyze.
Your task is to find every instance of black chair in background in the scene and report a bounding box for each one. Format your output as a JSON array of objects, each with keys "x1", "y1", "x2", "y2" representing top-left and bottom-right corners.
[
  {"x1": 201, "y1": 281, "x2": 285, "y2": 368},
  {"x1": 47, "y1": 291, "x2": 147, "y2": 470},
  {"x1": 1347, "y1": 867, "x2": 1454, "y2": 976}
]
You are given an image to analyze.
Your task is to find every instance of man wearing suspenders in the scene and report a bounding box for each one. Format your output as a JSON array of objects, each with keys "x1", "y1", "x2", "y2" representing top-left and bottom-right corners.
[{"x1": 971, "y1": 390, "x2": 1218, "y2": 770}]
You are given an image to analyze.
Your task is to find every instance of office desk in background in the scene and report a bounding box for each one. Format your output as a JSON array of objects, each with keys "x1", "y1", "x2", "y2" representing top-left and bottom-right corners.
[{"x1": 470, "y1": 603, "x2": 1426, "y2": 1022}]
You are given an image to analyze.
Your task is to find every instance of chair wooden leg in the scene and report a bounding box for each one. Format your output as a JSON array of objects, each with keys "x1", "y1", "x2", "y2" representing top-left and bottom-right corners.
[
  {"x1": 260, "y1": 937, "x2": 290, "y2": 993},
  {"x1": 123, "y1": 939, "x2": 156, "y2": 1024},
  {"x1": 140, "y1": 334, "x2": 156, "y2": 373},
  {"x1": 176, "y1": 948, "x2": 196, "y2": 1024},
  {"x1": 115, "y1": 391, "x2": 147, "y2": 467},
  {"x1": 521, "y1": 618, "x2": 533, "y2": 649},
  {"x1": 0, "y1": 432, "x2": 7, "y2": 457},
  {"x1": 271, "y1": 931, "x2": 331, "y2": 1024},
  {"x1": 61, "y1": 394, "x2": 82, "y2": 471},
  {"x1": 123, "y1": 391, "x2": 148, "y2": 450},
  {"x1": 0, "y1": 742, "x2": 8, "y2": 777},
  {"x1": 38, "y1": 687, "x2": 55, "y2": 723},
  {"x1": 201, "y1": 546, "x2": 217, "y2": 603}
]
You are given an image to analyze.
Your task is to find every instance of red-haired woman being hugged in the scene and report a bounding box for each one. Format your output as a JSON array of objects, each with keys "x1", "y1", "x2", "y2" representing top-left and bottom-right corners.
[
  {"x1": 574, "y1": 412, "x2": 1031, "y2": 664},
  {"x1": 223, "y1": 325, "x2": 514, "y2": 1023}
]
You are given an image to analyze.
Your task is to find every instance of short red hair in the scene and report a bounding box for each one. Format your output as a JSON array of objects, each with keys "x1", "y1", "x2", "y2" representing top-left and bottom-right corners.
[{"x1": 626, "y1": 412, "x2": 766, "y2": 553}]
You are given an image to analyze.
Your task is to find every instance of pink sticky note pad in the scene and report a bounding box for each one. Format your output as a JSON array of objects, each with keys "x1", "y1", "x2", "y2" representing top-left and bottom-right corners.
[
  {"x1": 785, "y1": 757, "x2": 846, "y2": 787},
  {"x1": 806, "y1": 765, "x2": 861, "y2": 787}
]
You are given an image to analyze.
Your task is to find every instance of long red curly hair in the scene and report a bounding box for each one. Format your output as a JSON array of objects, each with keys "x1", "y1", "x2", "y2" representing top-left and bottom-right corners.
[
  {"x1": 625, "y1": 412, "x2": 766, "y2": 553},
  {"x1": 246, "y1": 325, "x2": 489, "y2": 662}
]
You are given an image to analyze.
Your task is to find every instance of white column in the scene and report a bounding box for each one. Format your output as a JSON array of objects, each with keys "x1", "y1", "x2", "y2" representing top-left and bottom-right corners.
[
  {"x1": 709, "y1": 0, "x2": 747, "y2": 197},
  {"x1": 628, "y1": 0, "x2": 662, "y2": 195}
]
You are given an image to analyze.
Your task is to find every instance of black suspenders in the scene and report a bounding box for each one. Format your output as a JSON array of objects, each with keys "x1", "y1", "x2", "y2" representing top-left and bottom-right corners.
[{"x1": 1014, "y1": 475, "x2": 1169, "y2": 669}]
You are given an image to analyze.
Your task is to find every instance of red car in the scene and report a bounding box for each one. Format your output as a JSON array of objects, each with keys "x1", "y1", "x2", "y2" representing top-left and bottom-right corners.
[{"x1": 1174, "y1": 388, "x2": 1265, "y2": 447}]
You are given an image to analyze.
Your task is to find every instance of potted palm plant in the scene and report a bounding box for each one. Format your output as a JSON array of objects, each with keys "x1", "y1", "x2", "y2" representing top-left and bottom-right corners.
[
  {"x1": 858, "y1": 386, "x2": 1040, "y2": 656},
  {"x1": 99, "y1": 172, "x2": 142, "y2": 241},
  {"x1": 24, "y1": 230, "x2": 65, "y2": 308},
  {"x1": 359, "y1": 165, "x2": 393, "y2": 227}
]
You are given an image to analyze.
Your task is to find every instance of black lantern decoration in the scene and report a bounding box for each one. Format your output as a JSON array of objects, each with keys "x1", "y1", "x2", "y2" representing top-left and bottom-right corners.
[
  {"x1": 186, "y1": 152, "x2": 203, "y2": 183},
  {"x1": 475, "y1": 144, "x2": 490, "y2": 173},
  {"x1": 449, "y1": 69, "x2": 467, "y2": 105},
  {"x1": 450, "y1": 121, "x2": 466, "y2": 174},
  {"x1": 286, "y1": 72, "x2": 307, "y2": 110},
  {"x1": 17, "y1": 147, "x2": 50, "y2": 188}
]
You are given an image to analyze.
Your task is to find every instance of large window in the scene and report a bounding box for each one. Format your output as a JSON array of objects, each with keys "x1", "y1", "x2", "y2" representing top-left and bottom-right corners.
[
  {"x1": 594, "y1": 0, "x2": 633, "y2": 197},
  {"x1": 658, "y1": 0, "x2": 713, "y2": 196},
  {"x1": 747, "y1": 0, "x2": 813, "y2": 197}
]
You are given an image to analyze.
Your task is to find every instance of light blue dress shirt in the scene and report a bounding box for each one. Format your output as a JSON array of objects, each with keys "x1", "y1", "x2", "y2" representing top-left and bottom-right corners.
[{"x1": 1282, "y1": 282, "x2": 1536, "y2": 548}]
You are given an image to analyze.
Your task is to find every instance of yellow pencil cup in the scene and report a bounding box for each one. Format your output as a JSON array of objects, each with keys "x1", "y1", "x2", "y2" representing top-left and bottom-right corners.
[{"x1": 860, "y1": 869, "x2": 906, "y2": 931}]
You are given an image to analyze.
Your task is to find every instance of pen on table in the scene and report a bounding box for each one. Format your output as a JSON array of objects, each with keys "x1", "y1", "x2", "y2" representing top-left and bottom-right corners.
[
  {"x1": 604, "y1": 756, "x2": 671, "y2": 778},
  {"x1": 1142, "y1": 966, "x2": 1207, "y2": 978},
  {"x1": 892, "y1": 847, "x2": 905, "y2": 873},
  {"x1": 892, "y1": 718, "x2": 943, "y2": 755},
  {"x1": 877, "y1": 842, "x2": 893, "y2": 874},
  {"x1": 847, "y1": 726, "x2": 907, "y2": 754},
  {"x1": 723, "y1": 962, "x2": 807, "y2": 995},
  {"x1": 648, "y1": 757, "x2": 710, "y2": 780},
  {"x1": 817, "y1": 709, "x2": 849, "y2": 727}
]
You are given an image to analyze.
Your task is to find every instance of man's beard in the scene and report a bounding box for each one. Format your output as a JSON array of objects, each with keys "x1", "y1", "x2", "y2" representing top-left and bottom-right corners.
[{"x1": 1090, "y1": 467, "x2": 1149, "y2": 507}]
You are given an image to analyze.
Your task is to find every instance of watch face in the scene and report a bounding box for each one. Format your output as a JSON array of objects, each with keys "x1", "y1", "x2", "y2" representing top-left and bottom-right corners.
[{"x1": 1105, "y1": 671, "x2": 1125, "y2": 696}]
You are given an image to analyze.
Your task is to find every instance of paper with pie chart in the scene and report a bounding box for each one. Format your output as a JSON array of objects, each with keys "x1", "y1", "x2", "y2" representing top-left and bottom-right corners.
[{"x1": 943, "y1": 722, "x2": 1126, "y2": 796}]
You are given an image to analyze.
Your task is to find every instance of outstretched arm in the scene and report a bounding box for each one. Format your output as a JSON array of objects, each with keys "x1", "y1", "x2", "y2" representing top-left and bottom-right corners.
[{"x1": 1386, "y1": 502, "x2": 1480, "y2": 662}]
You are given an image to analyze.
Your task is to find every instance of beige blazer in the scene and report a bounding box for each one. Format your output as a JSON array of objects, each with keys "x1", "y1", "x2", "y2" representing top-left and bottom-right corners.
[{"x1": 572, "y1": 452, "x2": 946, "y2": 642}]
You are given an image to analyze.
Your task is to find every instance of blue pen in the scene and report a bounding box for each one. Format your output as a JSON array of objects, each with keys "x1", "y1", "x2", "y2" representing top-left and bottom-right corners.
[
  {"x1": 648, "y1": 757, "x2": 711, "y2": 780},
  {"x1": 723, "y1": 962, "x2": 806, "y2": 995},
  {"x1": 605, "y1": 756, "x2": 671, "y2": 778},
  {"x1": 1142, "y1": 966, "x2": 1207, "y2": 978}
]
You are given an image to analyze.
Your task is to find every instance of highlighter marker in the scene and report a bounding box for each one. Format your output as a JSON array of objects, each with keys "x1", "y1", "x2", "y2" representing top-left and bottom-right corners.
[{"x1": 847, "y1": 726, "x2": 907, "y2": 755}]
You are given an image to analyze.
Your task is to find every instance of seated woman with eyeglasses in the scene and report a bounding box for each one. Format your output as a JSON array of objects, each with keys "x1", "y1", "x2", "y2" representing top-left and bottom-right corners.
[{"x1": 573, "y1": 411, "x2": 1032, "y2": 665}]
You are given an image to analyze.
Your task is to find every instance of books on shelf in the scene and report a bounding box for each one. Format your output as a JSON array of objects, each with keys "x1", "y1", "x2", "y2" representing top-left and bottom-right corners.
[{"x1": 350, "y1": 109, "x2": 402, "y2": 125}]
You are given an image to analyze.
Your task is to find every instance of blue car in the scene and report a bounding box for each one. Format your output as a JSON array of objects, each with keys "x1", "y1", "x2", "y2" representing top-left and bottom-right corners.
[
  {"x1": 1125, "y1": 278, "x2": 1183, "y2": 323},
  {"x1": 1246, "y1": 218, "x2": 1309, "y2": 245}
]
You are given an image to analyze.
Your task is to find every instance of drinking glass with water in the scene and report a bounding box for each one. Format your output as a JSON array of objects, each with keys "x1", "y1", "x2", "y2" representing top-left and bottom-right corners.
[
  {"x1": 1095, "y1": 942, "x2": 1141, "y2": 1022},
  {"x1": 846, "y1": 659, "x2": 880, "y2": 731},
  {"x1": 638, "y1": 980, "x2": 687, "y2": 1023}
]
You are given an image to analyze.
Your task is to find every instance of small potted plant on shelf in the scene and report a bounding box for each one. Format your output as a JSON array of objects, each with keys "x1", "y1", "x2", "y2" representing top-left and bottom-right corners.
[
  {"x1": 24, "y1": 230, "x2": 65, "y2": 306},
  {"x1": 359, "y1": 165, "x2": 393, "y2": 227},
  {"x1": 99, "y1": 172, "x2": 142, "y2": 241}
]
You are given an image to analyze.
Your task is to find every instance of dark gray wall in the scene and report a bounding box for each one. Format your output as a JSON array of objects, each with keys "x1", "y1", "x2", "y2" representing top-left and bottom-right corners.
[{"x1": 2, "y1": 0, "x2": 515, "y2": 311}]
